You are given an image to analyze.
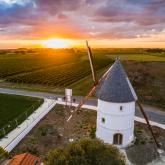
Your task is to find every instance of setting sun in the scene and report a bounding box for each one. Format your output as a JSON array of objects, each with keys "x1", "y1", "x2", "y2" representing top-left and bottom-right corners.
[{"x1": 43, "y1": 39, "x2": 72, "y2": 48}]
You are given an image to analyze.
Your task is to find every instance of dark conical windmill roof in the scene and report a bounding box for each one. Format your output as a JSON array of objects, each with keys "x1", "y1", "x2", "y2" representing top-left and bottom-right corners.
[{"x1": 96, "y1": 59, "x2": 137, "y2": 103}]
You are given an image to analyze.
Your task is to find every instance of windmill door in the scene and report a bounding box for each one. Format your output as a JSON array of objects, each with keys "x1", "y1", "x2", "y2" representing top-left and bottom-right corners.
[{"x1": 113, "y1": 133, "x2": 123, "y2": 145}]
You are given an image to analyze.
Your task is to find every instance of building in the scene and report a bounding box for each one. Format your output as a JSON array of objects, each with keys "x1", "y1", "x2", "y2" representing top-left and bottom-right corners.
[
  {"x1": 96, "y1": 59, "x2": 137, "y2": 148},
  {"x1": 9, "y1": 153, "x2": 41, "y2": 165}
]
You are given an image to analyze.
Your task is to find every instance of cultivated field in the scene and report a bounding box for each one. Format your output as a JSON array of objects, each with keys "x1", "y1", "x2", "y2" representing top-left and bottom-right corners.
[
  {"x1": 0, "y1": 49, "x2": 112, "y2": 86},
  {"x1": 0, "y1": 48, "x2": 165, "y2": 109},
  {"x1": 0, "y1": 93, "x2": 43, "y2": 138}
]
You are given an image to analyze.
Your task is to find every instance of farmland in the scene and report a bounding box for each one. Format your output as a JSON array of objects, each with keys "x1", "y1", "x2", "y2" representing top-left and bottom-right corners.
[
  {"x1": 0, "y1": 49, "x2": 112, "y2": 86},
  {"x1": 0, "y1": 49, "x2": 81, "y2": 78},
  {"x1": 6, "y1": 59, "x2": 111, "y2": 86},
  {"x1": 0, "y1": 48, "x2": 165, "y2": 109},
  {"x1": 0, "y1": 93, "x2": 43, "y2": 138}
]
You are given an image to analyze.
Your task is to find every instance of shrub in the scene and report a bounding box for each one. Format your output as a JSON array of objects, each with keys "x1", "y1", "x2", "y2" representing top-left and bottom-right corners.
[
  {"x1": 90, "y1": 126, "x2": 96, "y2": 139},
  {"x1": 0, "y1": 147, "x2": 9, "y2": 162},
  {"x1": 46, "y1": 139, "x2": 125, "y2": 165}
]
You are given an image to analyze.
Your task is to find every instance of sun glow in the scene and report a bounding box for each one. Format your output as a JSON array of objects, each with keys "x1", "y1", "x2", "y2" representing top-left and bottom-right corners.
[{"x1": 43, "y1": 39, "x2": 73, "y2": 48}]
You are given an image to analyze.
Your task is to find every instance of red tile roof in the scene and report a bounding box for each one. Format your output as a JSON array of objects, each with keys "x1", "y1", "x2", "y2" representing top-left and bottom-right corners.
[{"x1": 10, "y1": 153, "x2": 41, "y2": 165}]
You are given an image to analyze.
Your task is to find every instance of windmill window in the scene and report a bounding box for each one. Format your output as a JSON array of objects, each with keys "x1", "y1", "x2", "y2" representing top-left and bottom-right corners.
[
  {"x1": 101, "y1": 117, "x2": 105, "y2": 123},
  {"x1": 120, "y1": 106, "x2": 123, "y2": 111}
]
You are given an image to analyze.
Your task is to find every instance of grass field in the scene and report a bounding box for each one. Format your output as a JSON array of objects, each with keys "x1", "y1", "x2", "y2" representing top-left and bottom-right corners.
[
  {"x1": 108, "y1": 54, "x2": 165, "y2": 61},
  {"x1": 0, "y1": 94, "x2": 43, "y2": 138}
]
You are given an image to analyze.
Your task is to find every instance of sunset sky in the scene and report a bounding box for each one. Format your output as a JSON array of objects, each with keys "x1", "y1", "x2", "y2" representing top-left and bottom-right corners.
[{"x1": 0, "y1": 0, "x2": 165, "y2": 49}]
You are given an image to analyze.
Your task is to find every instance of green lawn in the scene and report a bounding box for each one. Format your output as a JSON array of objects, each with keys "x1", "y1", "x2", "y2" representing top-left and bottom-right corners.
[
  {"x1": 107, "y1": 54, "x2": 165, "y2": 61},
  {"x1": 0, "y1": 94, "x2": 43, "y2": 138}
]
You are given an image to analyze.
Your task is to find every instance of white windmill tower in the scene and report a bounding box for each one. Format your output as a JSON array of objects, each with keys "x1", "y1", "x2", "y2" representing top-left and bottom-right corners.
[
  {"x1": 96, "y1": 59, "x2": 137, "y2": 147},
  {"x1": 67, "y1": 41, "x2": 160, "y2": 150}
]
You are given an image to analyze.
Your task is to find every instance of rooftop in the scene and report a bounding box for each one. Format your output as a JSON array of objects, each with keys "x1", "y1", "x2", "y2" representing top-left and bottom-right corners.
[
  {"x1": 96, "y1": 59, "x2": 137, "y2": 103},
  {"x1": 9, "y1": 153, "x2": 41, "y2": 165}
]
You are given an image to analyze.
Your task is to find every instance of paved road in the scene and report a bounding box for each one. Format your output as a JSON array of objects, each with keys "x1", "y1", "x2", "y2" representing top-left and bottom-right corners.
[{"x1": 0, "y1": 88, "x2": 165, "y2": 125}]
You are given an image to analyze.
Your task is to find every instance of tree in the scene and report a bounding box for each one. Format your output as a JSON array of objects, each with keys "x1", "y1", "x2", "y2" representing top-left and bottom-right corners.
[{"x1": 46, "y1": 139, "x2": 125, "y2": 165}]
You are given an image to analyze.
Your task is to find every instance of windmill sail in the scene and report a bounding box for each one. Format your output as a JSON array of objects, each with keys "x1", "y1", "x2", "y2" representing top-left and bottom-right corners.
[
  {"x1": 66, "y1": 41, "x2": 112, "y2": 122},
  {"x1": 86, "y1": 40, "x2": 97, "y2": 84}
]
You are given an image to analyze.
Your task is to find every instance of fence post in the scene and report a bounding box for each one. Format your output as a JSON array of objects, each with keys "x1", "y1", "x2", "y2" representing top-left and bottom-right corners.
[{"x1": 3, "y1": 128, "x2": 6, "y2": 136}]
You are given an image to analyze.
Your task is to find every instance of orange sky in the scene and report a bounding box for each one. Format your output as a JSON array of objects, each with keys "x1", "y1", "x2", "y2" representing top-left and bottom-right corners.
[{"x1": 0, "y1": 0, "x2": 165, "y2": 49}]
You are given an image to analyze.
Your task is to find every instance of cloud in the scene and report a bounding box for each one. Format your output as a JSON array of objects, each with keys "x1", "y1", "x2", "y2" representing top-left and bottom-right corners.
[
  {"x1": 0, "y1": 0, "x2": 83, "y2": 26},
  {"x1": 94, "y1": 0, "x2": 165, "y2": 26},
  {"x1": 36, "y1": 0, "x2": 82, "y2": 14},
  {"x1": 0, "y1": 0, "x2": 164, "y2": 42}
]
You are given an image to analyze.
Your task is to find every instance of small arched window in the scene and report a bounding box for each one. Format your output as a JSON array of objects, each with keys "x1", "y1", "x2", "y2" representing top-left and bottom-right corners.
[
  {"x1": 120, "y1": 106, "x2": 123, "y2": 111},
  {"x1": 101, "y1": 117, "x2": 105, "y2": 123}
]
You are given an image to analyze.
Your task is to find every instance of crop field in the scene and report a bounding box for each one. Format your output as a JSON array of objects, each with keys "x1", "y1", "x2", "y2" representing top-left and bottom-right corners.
[
  {"x1": 0, "y1": 49, "x2": 81, "y2": 78},
  {"x1": 0, "y1": 48, "x2": 165, "y2": 87},
  {"x1": 0, "y1": 93, "x2": 43, "y2": 138},
  {"x1": 0, "y1": 48, "x2": 165, "y2": 109},
  {"x1": 6, "y1": 59, "x2": 111, "y2": 86},
  {"x1": 0, "y1": 49, "x2": 113, "y2": 86}
]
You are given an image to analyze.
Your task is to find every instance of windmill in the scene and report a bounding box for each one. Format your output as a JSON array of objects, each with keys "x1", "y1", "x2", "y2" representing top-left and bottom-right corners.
[{"x1": 67, "y1": 41, "x2": 160, "y2": 149}]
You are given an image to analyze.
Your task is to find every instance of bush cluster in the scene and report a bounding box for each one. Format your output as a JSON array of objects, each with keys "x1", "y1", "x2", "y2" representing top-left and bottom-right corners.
[{"x1": 46, "y1": 139, "x2": 125, "y2": 165}]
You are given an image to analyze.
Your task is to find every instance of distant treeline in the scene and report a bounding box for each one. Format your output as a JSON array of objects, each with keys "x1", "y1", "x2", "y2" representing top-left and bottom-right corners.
[
  {"x1": 0, "y1": 48, "x2": 165, "y2": 55},
  {"x1": 145, "y1": 48, "x2": 165, "y2": 53}
]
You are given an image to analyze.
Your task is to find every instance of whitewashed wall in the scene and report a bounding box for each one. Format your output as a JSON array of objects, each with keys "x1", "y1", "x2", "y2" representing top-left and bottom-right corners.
[{"x1": 96, "y1": 99, "x2": 135, "y2": 148}]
